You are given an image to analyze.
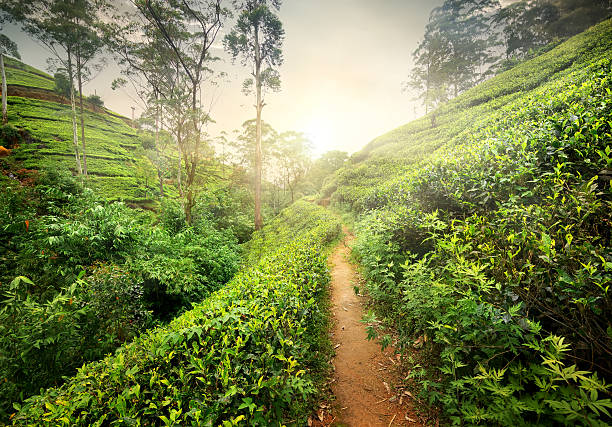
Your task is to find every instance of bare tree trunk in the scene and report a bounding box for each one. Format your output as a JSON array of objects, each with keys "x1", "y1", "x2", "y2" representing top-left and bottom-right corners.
[
  {"x1": 155, "y1": 93, "x2": 164, "y2": 196},
  {"x1": 67, "y1": 48, "x2": 82, "y2": 176},
  {"x1": 254, "y1": 25, "x2": 264, "y2": 231},
  {"x1": 77, "y1": 50, "x2": 87, "y2": 176},
  {"x1": 1, "y1": 55, "x2": 7, "y2": 125},
  {"x1": 176, "y1": 135, "x2": 183, "y2": 201}
]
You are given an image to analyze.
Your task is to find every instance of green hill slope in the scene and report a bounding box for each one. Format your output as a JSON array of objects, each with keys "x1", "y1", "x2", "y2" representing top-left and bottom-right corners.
[
  {"x1": 330, "y1": 19, "x2": 612, "y2": 210},
  {"x1": 2, "y1": 57, "x2": 158, "y2": 203},
  {"x1": 330, "y1": 19, "x2": 612, "y2": 425}
]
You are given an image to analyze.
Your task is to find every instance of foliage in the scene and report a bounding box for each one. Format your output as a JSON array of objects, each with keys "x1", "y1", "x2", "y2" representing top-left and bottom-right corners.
[
  {"x1": 340, "y1": 20, "x2": 612, "y2": 425},
  {"x1": 11, "y1": 203, "x2": 341, "y2": 426},
  {"x1": 53, "y1": 72, "x2": 71, "y2": 98},
  {"x1": 224, "y1": 0, "x2": 285, "y2": 230},
  {"x1": 86, "y1": 94, "x2": 104, "y2": 108},
  {"x1": 0, "y1": 277, "x2": 90, "y2": 415},
  {"x1": 0, "y1": 171, "x2": 241, "y2": 418},
  {"x1": 408, "y1": 0, "x2": 612, "y2": 111}
]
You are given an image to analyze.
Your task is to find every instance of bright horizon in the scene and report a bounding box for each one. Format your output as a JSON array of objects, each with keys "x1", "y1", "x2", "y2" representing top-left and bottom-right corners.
[{"x1": 4, "y1": 0, "x2": 442, "y2": 156}]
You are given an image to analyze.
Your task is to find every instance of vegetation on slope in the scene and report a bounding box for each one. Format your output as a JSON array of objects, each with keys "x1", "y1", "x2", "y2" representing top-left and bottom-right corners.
[
  {"x1": 330, "y1": 19, "x2": 612, "y2": 425},
  {"x1": 11, "y1": 201, "x2": 341, "y2": 426},
  {"x1": 0, "y1": 170, "x2": 242, "y2": 420},
  {"x1": 2, "y1": 58, "x2": 159, "y2": 203},
  {"x1": 3, "y1": 56, "x2": 55, "y2": 91}
]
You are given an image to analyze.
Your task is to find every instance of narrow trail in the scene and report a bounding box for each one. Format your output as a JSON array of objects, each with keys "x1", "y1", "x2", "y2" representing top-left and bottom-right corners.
[{"x1": 327, "y1": 227, "x2": 422, "y2": 427}]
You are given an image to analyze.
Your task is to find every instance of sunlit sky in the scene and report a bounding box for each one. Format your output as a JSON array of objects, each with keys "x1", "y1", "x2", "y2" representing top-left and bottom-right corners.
[{"x1": 4, "y1": 0, "x2": 444, "y2": 156}]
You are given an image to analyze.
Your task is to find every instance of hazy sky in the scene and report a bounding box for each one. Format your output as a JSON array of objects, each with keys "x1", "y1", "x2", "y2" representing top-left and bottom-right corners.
[{"x1": 4, "y1": 0, "x2": 443, "y2": 155}]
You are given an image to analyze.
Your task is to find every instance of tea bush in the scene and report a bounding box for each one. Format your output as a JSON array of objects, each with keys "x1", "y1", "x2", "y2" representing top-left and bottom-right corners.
[
  {"x1": 11, "y1": 203, "x2": 341, "y2": 426},
  {"x1": 342, "y1": 20, "x2": 612, "y2": 425}
]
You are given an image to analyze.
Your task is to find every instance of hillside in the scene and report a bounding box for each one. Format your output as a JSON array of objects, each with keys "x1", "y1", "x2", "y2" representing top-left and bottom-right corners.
[
  {"x1": 2, "y1": 57, "x2": 159, "y2": 203},
  {"x1": 329, "y1": 18, "x2": 612, "y2": 210},
  {"x1": 328, "y1": 18, "x2": 612, "y2": 425}
]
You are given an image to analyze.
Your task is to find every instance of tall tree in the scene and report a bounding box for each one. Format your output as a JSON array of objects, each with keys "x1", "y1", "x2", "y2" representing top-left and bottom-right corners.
[
  {"x1": 302, "y1": 150, "x2": 348, "y2": 193},
  {"x1": 0, "y1": 29, "x2": 20, "y2": 125},
  {"x1": 73, "y1": 4, "x2": 106, "y2": 177},
  {"x1": 1, "y1": 0, "x2": 90, "y2": 175},
  {"x1": 107, "y1": 0, "x2": 228, "y2": 223},
  {"x1": 407, "y1": 26, "x2": 451, "y2": 126},
  {"x1": 274, "y1": 131, "x2": 311, "y2": 203},
  {"x1": 224, "y1": 0, "x2": 284, "y2": 230},
  {"x1": 494, "y1": 0, "x2": 560, "y2": 60},
  {"x1": 230, "y1": 118, "x2": 278, "y2": 174},
  {"x1": 407, "y1": 0, "x2": 501, "y2": 123}
]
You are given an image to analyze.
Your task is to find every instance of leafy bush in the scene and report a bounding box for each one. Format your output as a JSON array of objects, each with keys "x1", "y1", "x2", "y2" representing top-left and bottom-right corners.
[
  {"x1": 86, "y1": 94, "x2": 104, "y2": 108},
  {"x1": 0, "y1": 277, "x2": 90, "y2": 416},
  {"x1": 193, "y1": 187, "x2": 254, "y2": 244},
  {"x1": 0, "y1": 124, "x2": 23, "y2": 149},
  {"x1": 52, "y1": 72, "x2": 72, "y2": 98},
  {"x1": 344, "y1": 21, "x2": 612, "y2": 425},
  {"x1": 0, "y1": 172, "x2": 241, "y2": 419},
  {"x1": 11, "y1": 203, "x2": 341, "y2": 425}
]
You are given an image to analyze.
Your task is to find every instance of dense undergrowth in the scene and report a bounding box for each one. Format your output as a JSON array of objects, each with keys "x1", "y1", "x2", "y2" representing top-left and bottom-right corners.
[
  {"x1": 0, "y1": 169, "x2": 243, "y2": 420},
  {"x1": 10, "y1": 201, "x2": 341, "y2": 425},
  {"x1": 332, "y1": 19, "x2": 612, "y2": 425}
]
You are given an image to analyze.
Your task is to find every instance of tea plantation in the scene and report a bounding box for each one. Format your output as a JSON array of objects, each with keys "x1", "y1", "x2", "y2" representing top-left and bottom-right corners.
[
  {"x1": 328, "y1": 18, "x2": 612, "y2": 425},
  {"x1": 2, "y1": 57, "x2": 158, "y2": 203},
  {"x1": 10, "y1": 201, "x2": 341, "y2": 425},
  {"x1": 2, "y1": 11, "x2": 612, "y2": 427}
]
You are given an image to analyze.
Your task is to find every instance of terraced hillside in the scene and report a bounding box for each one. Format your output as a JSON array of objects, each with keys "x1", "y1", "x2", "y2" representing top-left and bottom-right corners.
[
  {"x1": 328, "y1": 18, "x2": 612, "y2": 425},
  {"x1": 2, "y1": 57, "x2": 158, "y2": 203}
]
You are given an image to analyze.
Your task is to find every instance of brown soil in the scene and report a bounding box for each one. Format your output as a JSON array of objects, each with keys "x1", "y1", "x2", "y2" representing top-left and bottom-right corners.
[{"x1": 326, "y1": 228, "x2": 423, "y2": 427}]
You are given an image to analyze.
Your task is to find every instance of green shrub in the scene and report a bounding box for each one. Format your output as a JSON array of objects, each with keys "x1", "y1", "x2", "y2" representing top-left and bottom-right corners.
[
  {"x1": 86, "y1": 94, "x2": 104, "y2": 108},
  {"x1": 53, "y1": 72, "x2": 72, "y2": 98},
  {"x1": 0, "y1": 277, "x2": 90, "y2": 418},
  {"x1": 0, "y1": 124, "x2": 22, "y2": 149},
  {"x1": 0, "y1": 172, "x2": 242, "y2": 419},
  {"x1": 346, "y1": 21, "x2": 612, "y2": 425},
  {"x1": 11, "y1": 204, "x2": 341, "y2": 425}
]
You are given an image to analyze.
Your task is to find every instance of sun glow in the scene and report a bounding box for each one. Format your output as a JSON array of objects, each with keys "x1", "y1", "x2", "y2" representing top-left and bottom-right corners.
[{"x1": 303, "y1": 115, "x2": 337, "y2": 155}]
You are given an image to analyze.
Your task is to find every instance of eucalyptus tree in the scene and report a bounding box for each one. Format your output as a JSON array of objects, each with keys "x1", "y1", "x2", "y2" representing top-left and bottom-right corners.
[
  {"x1": 106, "y1": 0, "x2": 229, "y2": 223},
  {"x1": 106, "y1": 10, "x2": 180, "y2": 197},
  {"x1": 275, "y1": 131, "x2": 311, "y2": 203},
  {"x1": 1, "y1": 0, "x2": 107, "y2": 176},
  {"x1": 0, "y1": 29, "x2": 19, "y2": 125},
  {"x1": 73, "y1": 9, "x2": 107, "y2": 177},
  {"x1": 408, "y1": 0, "x2": 501, "y2": 122},
  {"x1": 224, "y1": 0, "x2": 285, "y2": 230},
  {"x1": 230, "y1": 118, "x2": 278, "y2": 175}
]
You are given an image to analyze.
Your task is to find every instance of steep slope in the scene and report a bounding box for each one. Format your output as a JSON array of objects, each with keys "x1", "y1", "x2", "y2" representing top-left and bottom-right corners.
[
  {"x1": 1, "y1": 57, "x2": 159, "y2": 203},
  {"x1": 329, "y1": 19, "x2": 612, "y2": 425},
  {"x1": 329, "y1": 19, "x2": 612, "y2": 211}
]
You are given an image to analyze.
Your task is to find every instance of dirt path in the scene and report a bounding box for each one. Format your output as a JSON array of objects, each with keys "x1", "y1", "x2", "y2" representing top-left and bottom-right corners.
[{"x1": 327, "y1": 228, "x2": 421, "y2": 427}]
